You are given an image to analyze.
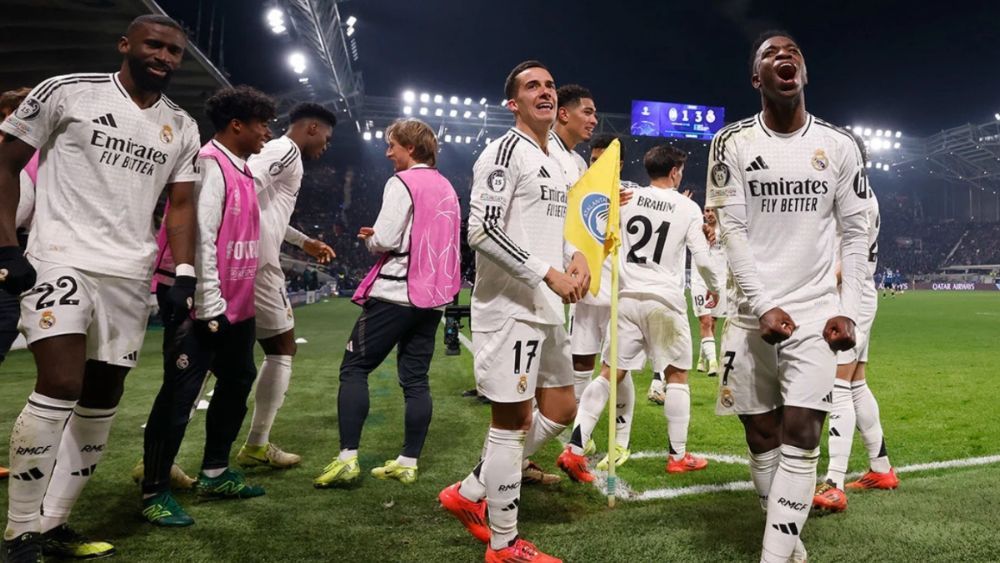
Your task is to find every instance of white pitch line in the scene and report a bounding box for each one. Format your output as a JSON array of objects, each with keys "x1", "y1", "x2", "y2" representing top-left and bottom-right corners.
[{"x1": 611, "y1": 453, "x2": 1000, "y2": 502}]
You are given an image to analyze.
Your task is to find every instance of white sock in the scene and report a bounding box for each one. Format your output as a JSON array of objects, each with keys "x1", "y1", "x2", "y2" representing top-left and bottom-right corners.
[
  {"x1": 664, "y1": 383, "x2": 691, "y2": 460},
  {"x1": 395, "y1": 455, "x2": 417, "y2": 467},
  {"x1": 748, "y1": 447, "x2": 781, "y2": 511},
  {"x1": 615, "y1": 374, "x2": 635, "y2": 449},
  {"x1": 824, "y1": 382, "x2": 855, "y2": 489},
  {"x1": 4, "y1": 393, "x2": 77, "y2": 540},
  {"x1": 338, "y1": 448, "x2": 358, "y2": 462},
  {"x1": 40, "y1": 406, "x2": 116, "y2": 533},
  {"x1": 852, "y1": 380, "x2": 890, "y2": 472},
  {"x1": 458, "y1": 433, "x2": 490, "y2": 502},
  {"x1": 570, "y1": 377, "x2": 610, "y2": 456},
  {"x1": 246, "y1": 355, "x2": 293, "y2": 447},
  {"x1": 572, "y1": 369, "x2": 592, "y2": 402},
  {"x1": 762, "y1": 445, "x2": 819, "y2": 562},
  {"x1": 523, "y1": 411, "x2": 565, "y2": 459},
  {"x1": 483, "y1": 428, "x2": 525, "y2": 550},
  {"x1": 201, "y1": 467, "x2": 226, "y2": 478},
  {"x1": 700, "y1": 338, "x2": 717, "y2": 364}
]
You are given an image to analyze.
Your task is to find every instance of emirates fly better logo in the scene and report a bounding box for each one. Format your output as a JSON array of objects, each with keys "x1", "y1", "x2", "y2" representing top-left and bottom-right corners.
[{"x1": 580, "y1": 193, "x2": 610, "y2": 245}]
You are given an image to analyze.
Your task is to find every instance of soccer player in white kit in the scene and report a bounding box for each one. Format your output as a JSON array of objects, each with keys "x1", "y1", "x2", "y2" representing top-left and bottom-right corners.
[
  {"x1": 438, "y1": 60, "x2": 588, "y2": 563},
  {"x1": 560, "y1": 144, "x2": 720, "y2": 481},
  {"x1": 234, "y1": 102, "x2": 337, "y2": 469},
  {"x1": 707, "y1": 31, "x2": 871, "y2": 563},
  {"x1": 813, "y1": 133, "x2": 897, "y2": 513},
  {"x1": 0, "y1": 16, "x2": 200, "y2": 561},
  {"x1": 689, "y1": 208, "x2": 728, "y2": 377}
]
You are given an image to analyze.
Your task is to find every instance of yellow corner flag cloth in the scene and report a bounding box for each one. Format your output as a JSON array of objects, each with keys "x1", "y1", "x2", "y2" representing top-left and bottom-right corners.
[{"x1": 564, "y1": 139, "x2": 622, "y2": 296}]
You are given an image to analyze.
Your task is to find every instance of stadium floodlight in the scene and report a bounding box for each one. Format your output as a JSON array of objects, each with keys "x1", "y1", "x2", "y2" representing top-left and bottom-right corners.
[
  {"x1": 450, "y1": 96, "x2": 459, "y2": 105},
  {"x1": 894, "y1": 142, "x2": 901, "y2": 149},
  {"x1": 267, "y1": 8, "x2": 283, "y2": 22},
  {"x1": 465, "y1": 136, "x2": 472, "y2": 144},
  {"x1": 403, "y1": 90, "x2": 416, "y2": 103},
  {"x1": 463, "y1": 110, "x2": 472, "y2": 119},
  {"x1": 345, "y1": 15, "x2": 357, "y2": 27},
  {"x1": 875, "y1": 129, "x2": 883, "y2": 137},
  {"x1": 298, "y1": 77, "x2": 309, "y2": 84},
  {"x1": 995, "y1": 113, "x2": 1000, "y2": 121},
  {"x1": 478, "y1": 111, "x2": 486, "y2": 118},
  {"x1": 434, "y1": 94, "x2": 444, "y2": 104},
  {"x1": 346, "y1": 26, "x2": 355, "y2": 37},
  {"x1": 485, "y1": 137, "x2": 491, "y2": 144},
  {"x1": 863, "y1": 128, "x2": 872, "y2": 136},
  {"x1": 435, "y1": 108, "x2": 443, "y2": 117},
  {"x1": 288, "y1": 52, "x2": 307, "y2": 74},
  {"x1": 419, "y1": 107, "x2": 428, "y2": 116},
  {"x1": 362, "y1": 131, "x2": 372, "y2": 141},
  {"x1": 464, "y1": 97, "x2": 472, "y2": 106},
  {"x1": 866, "y1": 161, "x2": 872, "y2": 168},
  {"x1": 445, "y1": 134, "x2": 452, "y2": 142},
  {"x1": 449, "y1": 109, "x2": 457, "y2": 117},
  {"x1": 402, "y1": 106, "x2": 412, "y2": 115},
  {"x1": 896, "y1": 131, "x2": 902, "y2": 138},
  {"x1": 375, "y1": 130, "x2": 383, "y2": 140},
  {"x1": 480, "y1": 97, "x2": 487, "y2": 105},
  {"x1": 419, "y1": 92, "x2": 430, "y2": 103},
  {"x1": 854, "y1": 124, "x2": 863, "y2": 133}
]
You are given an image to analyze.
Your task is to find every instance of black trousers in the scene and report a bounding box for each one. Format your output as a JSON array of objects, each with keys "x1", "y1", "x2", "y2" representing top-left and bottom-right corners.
[
  {"x1": 338, "y1": 299, "x2": 442, "y2": 458},
  {"x1": 142, "y1": 286, "x2": 257, "y2": 494},
  {"x1": 0, "y1": 289, "x2": 19, "y2": 365}
]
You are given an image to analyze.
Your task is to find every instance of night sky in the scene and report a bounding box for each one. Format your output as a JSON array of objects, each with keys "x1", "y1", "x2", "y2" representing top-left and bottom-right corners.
[{"x1": 161, "y1": 0, "x2": 1000, "y2": 138}]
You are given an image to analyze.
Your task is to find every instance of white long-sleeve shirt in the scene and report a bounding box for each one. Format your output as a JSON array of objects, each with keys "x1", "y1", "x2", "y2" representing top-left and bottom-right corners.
[
  {"x1": 707, "y1": 113, "x2": 869, "y2": 329},
  {"x1": 362, "y1": 163, "x2": 430, "y2": 306},
  {"x1": 194, "y1": 140, "x2": 248, "y2": 321}
]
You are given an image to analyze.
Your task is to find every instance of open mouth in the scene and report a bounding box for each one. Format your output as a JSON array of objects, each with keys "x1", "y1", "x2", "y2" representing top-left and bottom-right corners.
[
  {"x1": 536, "y1": 101, "x2": 554, "y2": 111},
  {"x1": 776, "y1": 62, "x2": 797, "y2": 81}
]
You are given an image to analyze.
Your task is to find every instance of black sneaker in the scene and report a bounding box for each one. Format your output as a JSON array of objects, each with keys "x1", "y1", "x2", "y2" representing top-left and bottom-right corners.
[
  {"x1": 1, "y1": 532, "x2": 43, "y2": 563},
  {"x1": 40, "y1": 524, "x2": 115, "y2": 559}
]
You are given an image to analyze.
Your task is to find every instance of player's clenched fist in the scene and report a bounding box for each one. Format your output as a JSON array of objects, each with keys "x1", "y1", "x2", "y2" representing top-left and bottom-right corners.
[
  {"x1": 544, "y1": 267, "x2": 581, "y2": 304},
  {"x1": 565, "y1": 251, "x2": 591, "y2": 301},
  {"x1": 758, "y1": 307, "x2": 795, "y2": 345},
  {"x1": 822, "y1": 316, "x2": 856, "y2": 351},
  {"x1": 0, "y1": 246, "x2": 36, "y2": 296}
]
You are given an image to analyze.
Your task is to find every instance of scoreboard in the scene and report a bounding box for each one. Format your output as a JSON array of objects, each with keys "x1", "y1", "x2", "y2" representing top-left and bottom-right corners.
[{"x1": 630, "y1": 100, "x2": 725, "y2": 141}]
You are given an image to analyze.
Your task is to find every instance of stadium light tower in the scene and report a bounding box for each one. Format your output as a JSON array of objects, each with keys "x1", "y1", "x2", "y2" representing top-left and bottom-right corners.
[
  {"x1": 288, "y1": 52, "x2": 307, "y2": 74},
  {"x1": 267, "y1": 8, "x2": 286, "y2": 34},
  {"x1": 402, "y1": 90, "x2": 415, "y2": 103}
]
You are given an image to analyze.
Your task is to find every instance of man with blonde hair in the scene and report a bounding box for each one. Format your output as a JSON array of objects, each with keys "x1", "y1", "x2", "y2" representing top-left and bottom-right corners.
[{"x1": 315, "y1": 118, "x2": 461, "y2": 488}]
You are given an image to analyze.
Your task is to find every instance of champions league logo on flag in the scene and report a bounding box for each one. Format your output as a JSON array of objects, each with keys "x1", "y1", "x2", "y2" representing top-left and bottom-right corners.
[{"x1": 580, "y1": 193, "x2": 610, "y2": 245}]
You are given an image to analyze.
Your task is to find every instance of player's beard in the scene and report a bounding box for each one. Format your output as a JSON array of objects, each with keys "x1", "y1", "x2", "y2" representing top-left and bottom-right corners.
[{"x1": 128, "y1": 55, "x2": 173, "y2": 93}]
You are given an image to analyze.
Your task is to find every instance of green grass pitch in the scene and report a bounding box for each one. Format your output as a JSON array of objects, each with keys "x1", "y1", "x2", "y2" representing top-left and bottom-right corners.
[{"x1": 1, "y1": 290, "x2": 998, "y2": 561}]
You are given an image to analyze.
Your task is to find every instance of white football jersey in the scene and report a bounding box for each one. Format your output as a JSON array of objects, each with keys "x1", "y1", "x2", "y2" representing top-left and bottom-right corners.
[
  {"x1": 1, "y1": 72, "x2": 200, "y2": 280},
  {"x1": 548, "y1": 129, "x2": 612, "y2": 306},
  {"x1": 618, "y1": 187, "x2": 714, "y2": 314},
  {"x1": 247, "y1": 136, "x2": 304, "y2": 269},
  {"x1": 706, "y1": 112, "x2": 870, "y2": 328},
  {"x1": 468, "y1": 128, "x2": 572, "y2": 331}
]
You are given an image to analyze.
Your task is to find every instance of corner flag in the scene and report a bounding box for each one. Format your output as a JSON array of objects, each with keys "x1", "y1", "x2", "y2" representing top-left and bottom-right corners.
[{"x1": 564, "y1": 139, "x2": 621, "y2": 296}]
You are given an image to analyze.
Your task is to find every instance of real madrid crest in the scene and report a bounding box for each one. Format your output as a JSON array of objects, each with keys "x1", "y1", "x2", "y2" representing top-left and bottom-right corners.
[
  {"x1": 811, "y1": 149, "x2": 828, "y2": 171},
  {"x1": 176, "y1": 353, "x2": 190, "y2": 370},
  {"x1": 39, "y1": 310, "x2": 56, "y2": 330},
  {"x1": 160, "y1": 124, "x2": 174, "y2": 144},
  {"x1": 269, "y1": 161, "x2": 285, "y2": 176},
  {"x1": 517, "y1": 375, "x2": 528, "y2": 394},
  {"x1": 720, "y1": 387, "x2": 735, "y2": 408}
]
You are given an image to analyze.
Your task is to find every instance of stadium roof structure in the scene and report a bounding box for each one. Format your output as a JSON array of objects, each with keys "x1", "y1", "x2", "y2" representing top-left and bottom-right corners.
[
  {"x1": 895, "y1": 118, "x2": 1000, "y2": 193},
  {"x1": 1, "y1": 0, "x2": 229, "y2": 137},
  {"x1": 278, "y1": 0, "x2": 363, "y2": 123}
]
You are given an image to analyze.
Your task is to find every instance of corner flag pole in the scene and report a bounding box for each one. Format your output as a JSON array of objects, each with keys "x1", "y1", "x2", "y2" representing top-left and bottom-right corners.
[
  {"x1": 606, "y1": 240, "x2": 620, "y2": 507},
  {"x1": 606, "y1": 162, "x2": 622, "y2": 508}
]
